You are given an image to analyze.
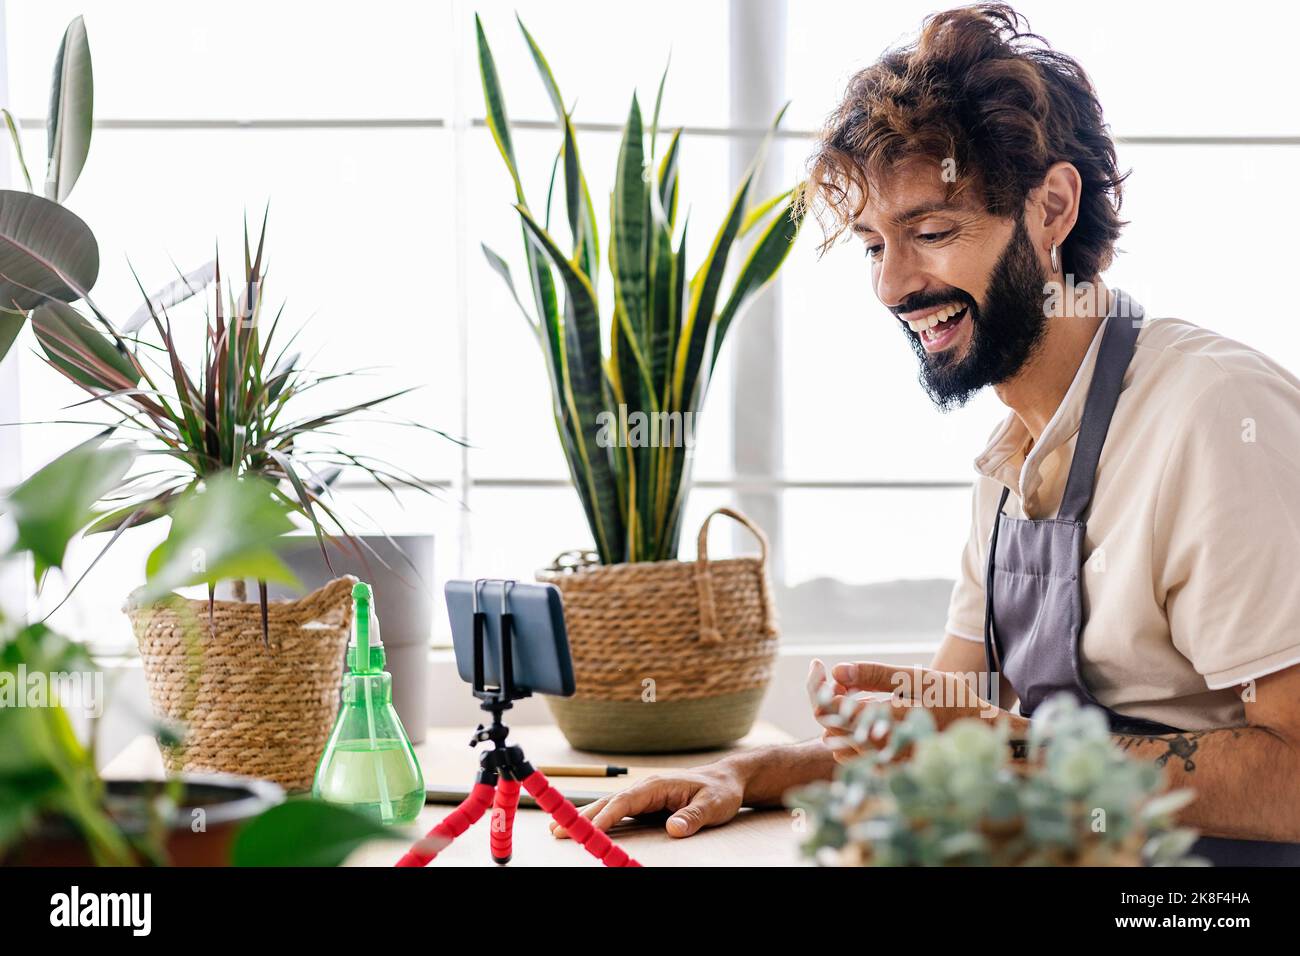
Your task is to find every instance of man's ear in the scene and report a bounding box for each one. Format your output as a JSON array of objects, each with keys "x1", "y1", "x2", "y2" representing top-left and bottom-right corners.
[{"x1": 1029, "y1": 161, "x2": 1084, "y2": 247}]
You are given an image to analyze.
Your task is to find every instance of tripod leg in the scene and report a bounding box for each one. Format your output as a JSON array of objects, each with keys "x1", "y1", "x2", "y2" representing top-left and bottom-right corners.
[
  {"x1": 521, "y1": 770, "x2": 642, "y2": 867},
  {"x1": 490, "y1": 778, "x2": 521, "y2": 865},
  {"x1": 395, "y1": 780, "x2": 495, "y2": 867}
]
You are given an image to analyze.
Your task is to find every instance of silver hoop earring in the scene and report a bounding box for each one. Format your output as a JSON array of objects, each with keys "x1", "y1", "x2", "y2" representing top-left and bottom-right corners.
[{"x1": 1049, "y1": 242, "x2": 1060, "y2": 273}]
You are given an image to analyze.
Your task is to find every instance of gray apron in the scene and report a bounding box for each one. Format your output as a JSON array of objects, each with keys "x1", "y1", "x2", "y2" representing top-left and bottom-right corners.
[{"x1": 982, "y1": 290, "x2": 1300, "y2": 866}]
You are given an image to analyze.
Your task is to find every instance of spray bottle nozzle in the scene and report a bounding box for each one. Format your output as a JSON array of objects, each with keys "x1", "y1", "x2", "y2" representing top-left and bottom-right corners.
[{"x1": 349, "y1": 580, "x2": 383, "y2": 673}]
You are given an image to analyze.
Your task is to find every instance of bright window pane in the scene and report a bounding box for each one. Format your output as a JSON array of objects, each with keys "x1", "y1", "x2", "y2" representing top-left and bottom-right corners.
[
  {"x1": 784, "y1": 0, "x2": 1300, "y2": 136},
  {"x1": 14, "y1": 126, "x2": 461, "y2": 480},
  {"x1": 783, "y1": 487, "x2": 971, "y2": 585},
  {"x1": 475, "y1": 1, "x2": 729, "y2": 127},
  {"x1": 1108, "y1": 144, "x2": 1300, "y2": 370},
  {"x1": 4, "y1": 0, "x2": 454, "y2": 119}
]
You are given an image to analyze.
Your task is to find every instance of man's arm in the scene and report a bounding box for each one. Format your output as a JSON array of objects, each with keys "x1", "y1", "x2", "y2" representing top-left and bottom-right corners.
[
  {"x1": 934, "y1": 637, "x2": 1300, "y2": 841},
  {"x1": 558, "y1": 633, "x2": 1017, "y2": 838},
  {"x1": 551, "y1": 736, "x2": 836, "y2": 839},
  {"x1": 1108, "y1": 664, "x2": 1300, "y2": 841},
  {"x1": 726, "y1": 633, "x2": 999, "y2": 803},
  {"x1": 721, "y1": 737, "x2": 838, "y2": 807}
]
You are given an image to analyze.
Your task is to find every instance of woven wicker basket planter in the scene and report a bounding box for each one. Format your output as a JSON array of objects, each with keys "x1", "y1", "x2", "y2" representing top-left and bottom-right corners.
[
  {"x1": 537, "y1": 508, "x2": 778, "y2": 753},
  {"x1": 127, "y1": 576, "x2": 355, "y2": 790}
]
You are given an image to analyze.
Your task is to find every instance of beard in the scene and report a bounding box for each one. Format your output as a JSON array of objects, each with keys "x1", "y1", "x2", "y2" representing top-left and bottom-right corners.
[{"x1": 898, "y1": 216, "x2": 1050, "y2": 412}]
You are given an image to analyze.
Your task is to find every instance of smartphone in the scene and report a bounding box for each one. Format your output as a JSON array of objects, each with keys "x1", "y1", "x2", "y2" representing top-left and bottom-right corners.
[{"x1": 444, "y1": 580, "x2": 575, "y2": 698}]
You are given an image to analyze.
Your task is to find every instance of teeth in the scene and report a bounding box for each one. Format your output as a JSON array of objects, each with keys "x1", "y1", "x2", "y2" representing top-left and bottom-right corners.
[{"x1": 906, "y1": 303, "x2": 964, "y2": 334}]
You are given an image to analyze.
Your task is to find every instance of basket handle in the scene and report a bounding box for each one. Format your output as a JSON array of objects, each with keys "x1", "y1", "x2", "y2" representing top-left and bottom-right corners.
[{"x1": 693, "y1": 507, "x2": 769, "y2": 645}]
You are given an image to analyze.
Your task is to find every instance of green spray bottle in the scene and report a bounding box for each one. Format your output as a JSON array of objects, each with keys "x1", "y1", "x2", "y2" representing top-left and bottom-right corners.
[{"x1": 312, "y1": 581, "x2": 425, "y2": 824}]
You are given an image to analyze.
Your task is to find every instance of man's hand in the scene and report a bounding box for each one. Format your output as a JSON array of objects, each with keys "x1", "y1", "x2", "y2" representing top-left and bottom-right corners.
[
  {"x1": 808, "y1": 658, "x2": 1028, "y2": 764},
  {"x1": 550, "y1": 762, "x2": 746, "y2": 840}
]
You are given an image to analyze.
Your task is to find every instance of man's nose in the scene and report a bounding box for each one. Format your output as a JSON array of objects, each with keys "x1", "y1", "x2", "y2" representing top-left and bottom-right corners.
[{"x1": 873, "y1": 245, "x2": 927, "y2": 316}]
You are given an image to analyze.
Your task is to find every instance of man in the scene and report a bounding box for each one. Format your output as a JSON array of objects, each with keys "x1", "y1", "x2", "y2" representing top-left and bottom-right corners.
[{"x1": 555, "y1": 4, "x2": 1300, "y2": 861}]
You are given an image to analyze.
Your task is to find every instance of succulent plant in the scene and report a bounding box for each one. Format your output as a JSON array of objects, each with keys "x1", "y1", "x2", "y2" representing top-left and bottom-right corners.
[{"x1": 787, "y1": 694, "x2": 1204, "y2": 867}]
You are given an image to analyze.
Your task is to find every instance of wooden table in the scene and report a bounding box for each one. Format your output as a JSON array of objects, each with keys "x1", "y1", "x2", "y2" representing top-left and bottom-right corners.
[{"x1": 103, "y1": 723, "x2": 806, "y2": 867}]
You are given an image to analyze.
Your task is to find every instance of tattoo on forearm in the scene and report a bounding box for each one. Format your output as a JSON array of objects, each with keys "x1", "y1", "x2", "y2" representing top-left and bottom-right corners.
[{"x1": 1113, "y1": 731, "x2": 1215, "y2": 772}]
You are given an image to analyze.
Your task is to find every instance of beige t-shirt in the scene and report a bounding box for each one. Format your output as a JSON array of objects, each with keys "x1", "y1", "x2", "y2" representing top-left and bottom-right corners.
[{"x1": 945, "y1": 304, "x2": 1300, "y2": 730}]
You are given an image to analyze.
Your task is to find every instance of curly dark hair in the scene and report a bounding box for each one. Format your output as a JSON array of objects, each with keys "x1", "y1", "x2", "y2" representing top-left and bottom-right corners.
[{"x1": 801, "y1": 3, "x2": 1127, "y2": 281}]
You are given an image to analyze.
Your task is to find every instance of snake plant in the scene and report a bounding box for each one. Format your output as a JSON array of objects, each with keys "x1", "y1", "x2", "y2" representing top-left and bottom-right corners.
[{"x1": 478, "y1": 14, "x2": 806, "y2": 564}]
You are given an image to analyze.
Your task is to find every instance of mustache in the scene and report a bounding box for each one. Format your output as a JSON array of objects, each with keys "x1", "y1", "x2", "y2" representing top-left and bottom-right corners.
[{"x1": 890, "y1": 289, "x2": 977, "y2": 318}]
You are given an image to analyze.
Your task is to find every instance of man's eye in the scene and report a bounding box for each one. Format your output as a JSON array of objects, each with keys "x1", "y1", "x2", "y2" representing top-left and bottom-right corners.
[
  {"x1": 918, "y1": 230, "x2": 953, "y2": 243},
  {"x1": 864, "y1": 243, "x2": 884, "y2": 260}
]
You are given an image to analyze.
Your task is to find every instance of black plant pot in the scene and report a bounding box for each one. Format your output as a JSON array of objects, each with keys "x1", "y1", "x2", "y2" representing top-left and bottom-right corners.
[{"x1": 4, "y1": 773, "x2": 283, "y2": 866}]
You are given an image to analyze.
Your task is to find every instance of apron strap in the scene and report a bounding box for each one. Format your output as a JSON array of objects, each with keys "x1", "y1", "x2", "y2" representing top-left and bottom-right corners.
[
  {"x1": 982, "y1": 484, "x2": 1012, "y2": 684},
  {"x1": 1058, "y1": 291, "x2": 1144, "y2": 523}
]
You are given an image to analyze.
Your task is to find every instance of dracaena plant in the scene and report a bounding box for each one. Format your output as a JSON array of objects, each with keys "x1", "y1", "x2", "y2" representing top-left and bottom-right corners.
[
  {"x1": 477, "y1": 14, "x2": 807, "y2": 564},
  {"x1": 28, "y1": 215, "x2": 452, "y2": 637},
  {"x1": 0, "y1": 22, "x2": 448, "y2": 638}
]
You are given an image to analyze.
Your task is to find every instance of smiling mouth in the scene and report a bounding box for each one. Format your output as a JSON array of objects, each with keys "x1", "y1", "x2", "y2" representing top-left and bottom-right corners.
[{"x1": 902, "y1": 303, "x2": 969, "y2": 350}]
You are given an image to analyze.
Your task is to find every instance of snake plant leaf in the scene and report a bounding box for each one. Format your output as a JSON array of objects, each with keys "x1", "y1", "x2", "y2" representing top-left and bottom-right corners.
[
  {"x1": 481, "y1": 241, "x2": 573, "y2": 450},
  {"x1": 673, "y1": 103, "x2": 789, "y2": 410},
  {"x1": 543, "y1": 143, "x2": 561, "y2": 229},
  {"x1": 657, "y1": 127, "x2": 682, "y2": 229},
  {"x1": 140, "y1": 474, "x2": 298, "y2": 603},
  {"x1": 649, "y1": 52, "x2": 670, "y2": 158},
  {"x1": 646, "y1": 130, "x2": 677, "y2": 403},
  {"x1": 605, "y1": 197, "x2": 657, "y2": 408},
  {"x1": 121, "y1": 260, "x2": 216, "y2": 334},
  {"x1": 481, "y1": 242, "x2": 537, "y2": 329},
  {"x1": 32, "y1": 300, "x2": 138, "y2": 391},
  {"x1": 562, "y1": 116, "x2": 599, "y2": 284},
  {"x1": 477, "y1": 14, "x2": 523, "y2": 192},
  {"x1": 740, "y1": 186, "x2": 795, "y2": 237},
  {"x1": 476, "y1": 15, "x2": 560, "y2": 363},
  {"x1": 612, "y1": 95, "x2": 649, "y2": 349},
  {"x1": 516, "y1": 15, "x2": 600, "y2": 285},
  {"x1": 2, "y1": 109, "x2": 33, "y2": 193},
  {"x1": 653, "y1": 221, "x2": 690, "y2": 553},
  {"x1": 0, "y1": 190, "x2": 99, "y2": 325},
  {"x1": 515, "y1": 14, "x2": 565, "y2": 118},
  {"x1": 672, "y1": 169, "x2": 749, "y2": 410},
  {"x1": 44, "y1": 16, "x2": 93, "y2": 203},
  {"x1": 711, "y1": 189, "x2": 807, "y2": 369},
  {"x1": 6, "y1": 439, "x2": 134, "y2": 583},
  {"x1": 515, "y1": 204, "x2": 624, "y2": 562}
]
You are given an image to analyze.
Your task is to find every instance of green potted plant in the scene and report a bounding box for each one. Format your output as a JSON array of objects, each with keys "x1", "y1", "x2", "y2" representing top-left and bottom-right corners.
[
  {"x1": 476, "y1": 15, "x2": 805, "y2": 752},
  {"x1": 787, "y1": 695, "x2": 1204, "y2": 867},
  {"x1": 0, "y1": 17, "x2": 451, "y2": 789},
  {"x1": 26, "y1": 218, "x2": 450, "y2": 790},
  {"x1": 0, "y1": 442, "x2": 404, "y2": 865}
]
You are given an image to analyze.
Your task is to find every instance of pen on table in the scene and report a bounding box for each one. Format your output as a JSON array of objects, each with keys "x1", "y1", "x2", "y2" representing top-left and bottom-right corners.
[
  {"x1": 536, "y1": 764, "x2": 628, "y2": 778},
  {"x1": 425, "y1": 786, "x2": 604, "y2": 808}
]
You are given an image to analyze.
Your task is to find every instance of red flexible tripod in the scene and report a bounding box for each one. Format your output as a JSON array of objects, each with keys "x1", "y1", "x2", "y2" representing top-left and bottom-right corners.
[
  {"x1": 394, "y1": 714, "x2": 640, "y2": 867},
  {"x1": 395, "y1": 579, "x2": 640, "y2": 868}
]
